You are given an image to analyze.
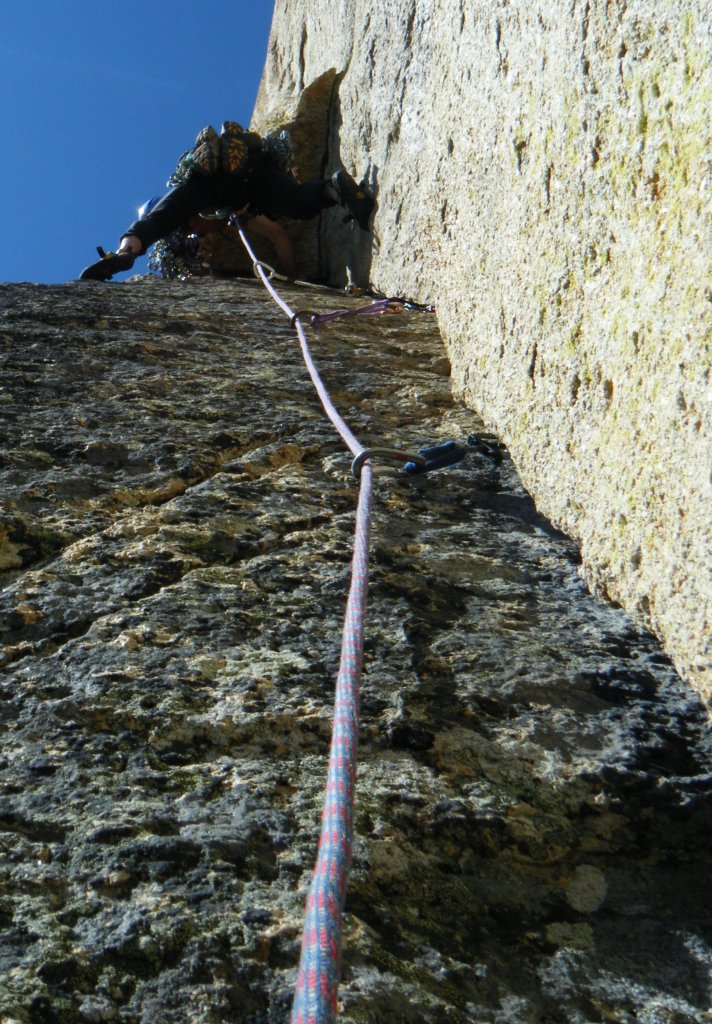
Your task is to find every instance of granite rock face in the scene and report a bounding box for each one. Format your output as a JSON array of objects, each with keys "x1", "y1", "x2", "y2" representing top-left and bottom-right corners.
[
  {"x1": 0, "y1": 277, "x2": 711, "y2": 1022},
  {"x1": 252, "y1": 0, "x2": 711, "y2": 701}
]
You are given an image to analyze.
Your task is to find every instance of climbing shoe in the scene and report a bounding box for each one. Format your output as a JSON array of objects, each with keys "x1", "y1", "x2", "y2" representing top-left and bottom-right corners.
[
  {"x1": 79, "y1": 247, "x2": 136, "y2": 281},
  {"x1": 331, "y1": 170, "x2": 375, "y2": 230}
]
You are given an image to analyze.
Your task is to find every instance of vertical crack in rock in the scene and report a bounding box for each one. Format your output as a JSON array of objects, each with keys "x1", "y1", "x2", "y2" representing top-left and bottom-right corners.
[
  {"x1": 297, "y1": 25, "x2": 308, "y2": 93},
  {"x1": 0, "y1": 276, "x2": 710, "y2": 1023}
]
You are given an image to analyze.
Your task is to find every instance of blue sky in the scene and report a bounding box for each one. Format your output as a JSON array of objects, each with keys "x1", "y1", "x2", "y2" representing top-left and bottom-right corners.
[{"x1": 0, "y1": 2, "x2": 275, "y2": 284}]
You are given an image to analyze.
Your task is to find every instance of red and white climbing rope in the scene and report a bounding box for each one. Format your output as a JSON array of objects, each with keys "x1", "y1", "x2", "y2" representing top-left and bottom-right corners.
[
  {"x1": 236, "y1": 229, "x2": 462, "y2": 1021},
  {"x1": 237, "y1": 228, "x2": 371, "y2": 1024}
]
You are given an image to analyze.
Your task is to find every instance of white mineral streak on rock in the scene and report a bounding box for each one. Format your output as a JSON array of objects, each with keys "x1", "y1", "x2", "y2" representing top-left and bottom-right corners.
[{"x1": 253, "y1": 0, "x2": 711, "y2": 702}]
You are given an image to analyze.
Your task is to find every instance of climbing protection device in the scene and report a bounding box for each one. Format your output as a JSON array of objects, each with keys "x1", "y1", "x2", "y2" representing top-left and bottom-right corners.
[
  {"x1": 351, "y1": 446, "x2": 427, "y2": 478},
  {"x1": 237, "y1": 225, "x2": 463, "y2": 1023},
  {"x1": 291, "y1": 297, "x2": 402, "y2": 328},
  {"x1": 404, "y1": 439, "x2": 467, "y2": 475}
]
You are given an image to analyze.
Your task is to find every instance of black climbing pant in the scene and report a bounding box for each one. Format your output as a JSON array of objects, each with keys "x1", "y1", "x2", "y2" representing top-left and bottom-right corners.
[{"x1": 123, "y1": 153, "x2": 335, "y2": 254}]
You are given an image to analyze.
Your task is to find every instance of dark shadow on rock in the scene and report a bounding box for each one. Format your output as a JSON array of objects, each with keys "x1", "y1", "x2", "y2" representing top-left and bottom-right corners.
[
  {"x1": 356, "y1": 443, "x2": 712, "y2": 1020},
  {"x1": 317, "y1": 71, "x2": 376, "y2": 291}
]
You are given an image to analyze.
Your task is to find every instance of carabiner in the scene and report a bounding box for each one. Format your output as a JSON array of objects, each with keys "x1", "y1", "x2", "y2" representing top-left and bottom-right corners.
[{"x1": 351, "y1": 447, "x2": 427, "y2": 478}]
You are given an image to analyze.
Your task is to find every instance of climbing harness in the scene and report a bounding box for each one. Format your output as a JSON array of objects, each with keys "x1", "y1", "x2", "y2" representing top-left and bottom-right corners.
[{"x1": 236, "y1": 226, "x2": 464, "y2": 1023}]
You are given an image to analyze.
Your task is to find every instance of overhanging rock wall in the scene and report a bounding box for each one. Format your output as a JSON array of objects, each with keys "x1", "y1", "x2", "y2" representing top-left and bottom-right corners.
[{"x1": 252, "y1": 0, "x2": 711, "y2": 701}]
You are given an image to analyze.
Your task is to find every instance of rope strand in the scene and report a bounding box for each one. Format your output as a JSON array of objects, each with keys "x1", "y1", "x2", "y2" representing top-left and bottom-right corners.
[{"x1": 237, "y1": 228, "x2": 371, "y2": 1023}]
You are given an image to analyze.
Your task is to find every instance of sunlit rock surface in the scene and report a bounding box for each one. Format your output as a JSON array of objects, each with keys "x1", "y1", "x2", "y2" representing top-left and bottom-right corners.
[
  {"x1": 0, "y1": 278, "x2": 710, "y2": 1022},
  {"x1": 252, "y1": 0, "x2": 711, "y2": 702}
]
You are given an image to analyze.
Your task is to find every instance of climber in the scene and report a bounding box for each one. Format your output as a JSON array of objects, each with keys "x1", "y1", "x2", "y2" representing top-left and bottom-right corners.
[{"x1": 79, "y1": 121, "x2": 375, "y2": 281}]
